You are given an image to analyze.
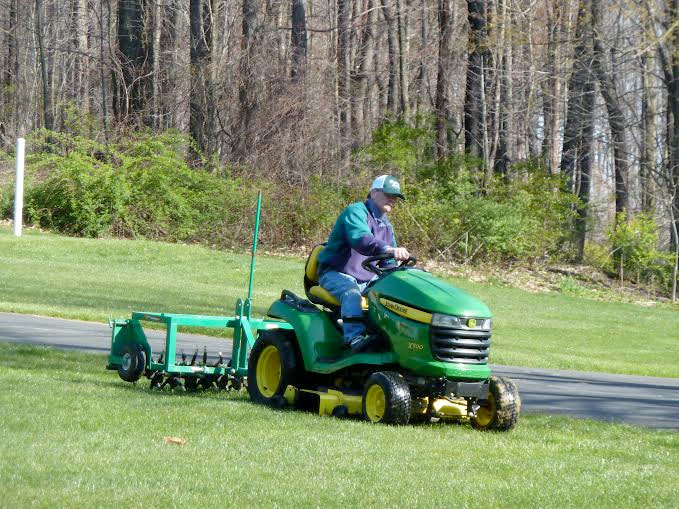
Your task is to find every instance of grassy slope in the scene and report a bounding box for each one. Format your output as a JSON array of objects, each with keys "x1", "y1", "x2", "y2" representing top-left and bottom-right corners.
[
  {"x1": 1, "y1": 227, "x2": 678, "y2": 377},
  {"x1": 1, "y1": 344, "x2": 677, "y2": 509}
]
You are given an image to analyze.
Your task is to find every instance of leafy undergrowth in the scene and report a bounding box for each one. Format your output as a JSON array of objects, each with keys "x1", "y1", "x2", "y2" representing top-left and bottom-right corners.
[{"x1": 0, "y1": 344, "x2": 677, "y2": 508}]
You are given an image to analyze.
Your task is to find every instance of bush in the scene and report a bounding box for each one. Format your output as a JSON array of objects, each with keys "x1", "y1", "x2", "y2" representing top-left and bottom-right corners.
[
  {"x1": 22, "y1": 130, "x2": 232, "y2": 241},
  {"x1": 363, "y1": 121, "x2": 575, "y2": 262},
  {"x1": 26, "y1": 151, "x2": 127, "y2": 236},
  {"x1": 607, "y1": 212, "x2": 674, "y2": 288},
  {"x1": 5, "y1": 124, "x2": 579, "y2": 267}
]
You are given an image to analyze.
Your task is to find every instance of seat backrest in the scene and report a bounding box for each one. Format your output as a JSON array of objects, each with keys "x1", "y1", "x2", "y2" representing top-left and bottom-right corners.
[
  {"x1": 303, "y1": 243, "x2": 364, "y2": 309},
  {"x1": 304, "y1": 244, "x2": 326, "y2": 300},
  {"x1": 305, "y1": 244, "x2": 325, "y2": 284}
]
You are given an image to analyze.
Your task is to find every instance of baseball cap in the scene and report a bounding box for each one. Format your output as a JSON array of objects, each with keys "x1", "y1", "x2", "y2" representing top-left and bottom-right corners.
[{"x1": 369, "y1": 175, "x2": 405, "y2": 200}]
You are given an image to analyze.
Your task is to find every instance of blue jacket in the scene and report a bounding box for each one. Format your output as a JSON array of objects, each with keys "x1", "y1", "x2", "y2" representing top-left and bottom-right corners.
[{"x1": 318, "y1": 199, "x2": 397, "y2": 283}]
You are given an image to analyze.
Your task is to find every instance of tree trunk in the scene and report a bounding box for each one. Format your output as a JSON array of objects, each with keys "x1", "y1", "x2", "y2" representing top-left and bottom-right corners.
[
  {"x1": 337, "y1": 0, "x2": 352, "y2": 135},
  {"x1": 353, "y1": 0, "x2": 376, "y2": 144},
  {"x1": 115, "y1": 0, "x2": 149, "y2": 121},
  {"x1": 35, "y1": 0, "x2": 53, "y2": 130},
  {"x1": 151, "y1": 0, "x2": 163, "y2": 129},
  {"x1": 435, "y1": 0, "x2": 453, "y2": 160},
  {"x1": 76, "y1": 0, "x2": 90, "y2": 118},
  {"x1": 413, "y1": 0, "x2": 429, "y2": 118},
  {"x1": 2, "y1": 0, "x2": 19, "y2": 139},
  {"x1": 494, "y1": 0, "x2": 511, "y2": 177},
  {"x1": 169, "y1": 0, "x2": 190, "y2": 132},
  {"x1": 190, "y1": 0, "x2": 211, "y2": 154},
  {"x1": 640, "y1": 50, "x2": 656, "y2": 212},
  {"x1": 541, "y1": 1, "x2": 562, "y2": 175},
  {"x1": 575, "y1": 79, "x2": 595, "y2": 261},
  {"x1": 290, "y1": 0, "x2": 307, "y2": 80},
  {"x1": 561, "y1": 1, "x2": 594, "y2": 261},
  {"x1": 591, "y1": 0, "x2": 628, "y2": 214},
  {"x1": 236, "y1": 0, "x2": 261, "y2": 158},
  {"x1": 464, "y1": 0, "x2": 486, "y2": 158},
  {"x1": 381, "y1": 0, "x2": 400, "y2": 117},
  {"x1": 396, "y1": 0, "x2": 409, "y2": 117},
  {"x1": 98, "y1": 0, "x2": 111, "y2": 135}
]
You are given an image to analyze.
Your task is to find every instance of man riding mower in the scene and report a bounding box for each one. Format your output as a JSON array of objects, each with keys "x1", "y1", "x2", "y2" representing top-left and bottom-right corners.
[{"x1": 247, "y1": 176, "x2": 520, "y2": 430}]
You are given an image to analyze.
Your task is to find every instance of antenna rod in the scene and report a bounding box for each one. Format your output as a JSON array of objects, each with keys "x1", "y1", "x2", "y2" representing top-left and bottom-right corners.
[{"x1": 247, "y1": 191, "x2": 262, "y2": 304}]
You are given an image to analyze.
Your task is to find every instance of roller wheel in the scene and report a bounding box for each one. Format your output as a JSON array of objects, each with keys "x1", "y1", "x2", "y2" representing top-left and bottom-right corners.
[
  {"x1": 470, "y1": 376, "x2": 521, "y2": 431},
  {"x1": 362, "y1": 371, "x2": 411, "y2": 425},
  {"x1": 149, "y1": 372, "x2": 164, "y2": 390},
  {"x1": 248, "y1": 330, "x2": 300, "y2": 406},
  {"x1": 184, "y1": 376, "x2": 199, "y2": 391},
  {"x1": 117, "y1": 343, "x2": 147, "y2": 383},
  {"x1": 200, "y1": 376, "x2": 218, "y2": 391}
]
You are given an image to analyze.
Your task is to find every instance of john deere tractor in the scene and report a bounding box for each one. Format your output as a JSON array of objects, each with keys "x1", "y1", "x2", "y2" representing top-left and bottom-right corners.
[{"x1": 247, "y1": 245, "x2": 520, "y2": 430}]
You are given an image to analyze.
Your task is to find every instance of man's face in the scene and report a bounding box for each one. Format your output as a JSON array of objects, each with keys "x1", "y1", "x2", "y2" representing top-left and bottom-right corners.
[{"x1": 371, "y1": 190, "x2": 398, "y2": 214}]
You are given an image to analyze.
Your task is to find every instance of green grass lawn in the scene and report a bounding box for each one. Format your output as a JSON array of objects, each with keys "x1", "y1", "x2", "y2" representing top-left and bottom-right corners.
[
  {"x1": 1, "y1": 343, "x2": 677, "y2": 508},
  {"x1": 1, "y1": 227, "x2": 679, "y2": 377}
]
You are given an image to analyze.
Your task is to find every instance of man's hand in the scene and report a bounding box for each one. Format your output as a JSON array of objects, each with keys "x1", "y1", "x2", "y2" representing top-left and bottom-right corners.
[{"x1": 386, "y1": 246, "x2": 410, "y2": 261}]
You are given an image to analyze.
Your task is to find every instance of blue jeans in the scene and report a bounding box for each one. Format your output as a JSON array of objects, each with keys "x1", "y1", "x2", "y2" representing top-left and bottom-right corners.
[{"x1": 318, "y1": 270, "x2": 373, "y2": 342}]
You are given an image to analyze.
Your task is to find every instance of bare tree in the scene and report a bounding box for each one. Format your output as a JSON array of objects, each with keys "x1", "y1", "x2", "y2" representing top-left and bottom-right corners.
[
  {"x1": 236, "y1": 0, "x2": 262, "y2": 158},
  {"x1": 114, "y1": 0, "x2": 150, "y2": 121},
  {"x1": 591, "y1": 0, "x2": 629, "y2": 214},
  {"x1": 35, "y1": 0, "x2": 54, "y2": 130},
  {"x1": 435, "y1": 0, "x2": 453, "y2": 159},
  {"x1": 290, "y1": 0, "x2": 307, "y2": 80},
  {"x1": 561, "y1": 0, "x2": 595, "y2": 261},
  {"x1": 464, "y1": 0, "x2": 486, "y2": 159}
]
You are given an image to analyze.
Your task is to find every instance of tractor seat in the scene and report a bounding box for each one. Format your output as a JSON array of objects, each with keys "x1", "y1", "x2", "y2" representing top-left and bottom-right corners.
[{"x1": 304, "y1": 244, "x2": 368, "y2": 310}]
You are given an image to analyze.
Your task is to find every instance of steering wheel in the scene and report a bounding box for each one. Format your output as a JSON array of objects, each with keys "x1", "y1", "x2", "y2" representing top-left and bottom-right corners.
[{"x1": 361, "y1": 254, "x2": 417, "y2": 276}]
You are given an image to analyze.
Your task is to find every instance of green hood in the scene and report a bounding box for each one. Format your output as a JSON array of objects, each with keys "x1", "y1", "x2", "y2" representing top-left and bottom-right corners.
[{"x1": 371, "y1": 269, "x2": 491, "y2": 318}]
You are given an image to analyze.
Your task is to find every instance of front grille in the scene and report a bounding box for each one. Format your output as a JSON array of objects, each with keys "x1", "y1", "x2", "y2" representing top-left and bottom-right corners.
[{"x1": 429, "y1": 325, "x2": 490, "y2": 364}]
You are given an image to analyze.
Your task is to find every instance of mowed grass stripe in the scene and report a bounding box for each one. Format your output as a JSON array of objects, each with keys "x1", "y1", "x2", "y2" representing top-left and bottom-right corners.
[
  {"x1": 0, "y1": 344, "x2": 677, "y2": 508},
  {"x1": 1, "y1": 227, "x2": 678, "y2": 377}
]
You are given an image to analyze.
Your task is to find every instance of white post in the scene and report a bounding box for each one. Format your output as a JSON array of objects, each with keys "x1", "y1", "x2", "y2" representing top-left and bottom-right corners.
[{"x1": 13, "y1": 137, "x2": 25, "y2": 237}]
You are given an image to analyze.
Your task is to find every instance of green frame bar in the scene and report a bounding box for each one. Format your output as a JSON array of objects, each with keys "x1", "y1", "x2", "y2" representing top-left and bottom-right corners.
[
  {"x1": 118, "y1": 308, "x2": 292, "y2": 378},
  {"x1": 107, "y1": 192, "x2": 293, "y2": 380}
]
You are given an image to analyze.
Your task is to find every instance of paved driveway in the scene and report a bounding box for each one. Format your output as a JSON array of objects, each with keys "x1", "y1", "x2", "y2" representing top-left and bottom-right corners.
[{"x1": 1, "y1": 312, "x2": 677, "y2": 429}]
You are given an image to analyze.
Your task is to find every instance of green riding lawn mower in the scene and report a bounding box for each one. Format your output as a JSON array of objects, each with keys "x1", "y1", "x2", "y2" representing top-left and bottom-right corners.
[{"x1": 107, "y1": 194, "x2": 520, "y2": 431}]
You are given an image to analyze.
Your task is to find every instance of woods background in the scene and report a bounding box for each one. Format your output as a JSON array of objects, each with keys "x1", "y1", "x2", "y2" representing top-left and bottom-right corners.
[{"x1": 0, "y1": 0, "x2": 678, "y2": 298}]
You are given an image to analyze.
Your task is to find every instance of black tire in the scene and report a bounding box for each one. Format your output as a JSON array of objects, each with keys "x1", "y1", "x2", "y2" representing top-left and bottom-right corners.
[
  {"x1": 247, "y1": 330, "x2": 300, "y2": 406},
  {"x1": 117, "y1": 343, "x2": 147, "y2": 383},
  {"x1": 470, "y1": 376, "x2": 521, "y2": 431},
  {"x1": 362, "y1": 371, "x2": 412, "y2": 425}
]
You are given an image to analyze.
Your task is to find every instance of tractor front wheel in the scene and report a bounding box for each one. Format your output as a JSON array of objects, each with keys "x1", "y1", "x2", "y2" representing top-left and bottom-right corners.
[
  {"x1": 470, "y1": 376, "x2": 521, "y2": 431},
  {"x1": 117, "y1": 343, "x2": 146, "y2": 383},
  {"x1": 248, "y1": 330, "x2": 300, "y2": 406},
  {"x1": 362, "y1": 371, "x2": 411, "y2": 425}
]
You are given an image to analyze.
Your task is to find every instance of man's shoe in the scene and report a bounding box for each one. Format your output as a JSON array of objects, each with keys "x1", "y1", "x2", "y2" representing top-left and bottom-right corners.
[{"x1": 346, "y1": 334, "x2": 374, "y2": 353}]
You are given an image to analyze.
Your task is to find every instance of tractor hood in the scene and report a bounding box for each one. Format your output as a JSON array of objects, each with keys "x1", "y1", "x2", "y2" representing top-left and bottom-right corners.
[{"x1": 371, "y1": 269, "x2": 491, "y2": 318}]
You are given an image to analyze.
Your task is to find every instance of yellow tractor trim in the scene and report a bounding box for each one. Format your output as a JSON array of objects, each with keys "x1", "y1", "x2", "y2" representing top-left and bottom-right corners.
[
  {"x1": 379, "y1": 298, "x2": 432, "y2": 324},
  {"x1": 413, "y1": 397, "x2": 469, "y2": 421},
  {"x1": 283, "y1": 385, "x2": 363, "y2": 416}
]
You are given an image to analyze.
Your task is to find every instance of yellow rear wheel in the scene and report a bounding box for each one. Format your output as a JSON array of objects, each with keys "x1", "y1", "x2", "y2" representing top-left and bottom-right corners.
[
  {"x1": 256, "y1": 345, "x2": 282, "y2": 398},
  {"x1": 364, "y1": 384, "x2": 387, "y2": 422},
  {"x1": 247, "y1": 330, "x2": 300, "y2": 406}
]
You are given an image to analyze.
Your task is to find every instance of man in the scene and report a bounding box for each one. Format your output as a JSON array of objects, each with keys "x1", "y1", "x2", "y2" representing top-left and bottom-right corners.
[{"x1": 317, "y1": 175, "x2": 410, "y2": 353}]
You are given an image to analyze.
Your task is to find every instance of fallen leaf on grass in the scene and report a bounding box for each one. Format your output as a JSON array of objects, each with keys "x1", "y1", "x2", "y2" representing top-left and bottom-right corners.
[{"x1": 163, "y1": 436, "x2": 187, "y2": 446}]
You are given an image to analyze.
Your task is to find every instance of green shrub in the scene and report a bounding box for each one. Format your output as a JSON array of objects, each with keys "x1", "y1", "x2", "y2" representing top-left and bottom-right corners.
[
  {"x1": 0, "y1": 182, "x2": 12, "y2": 218},
  {"x1": 363, "y1": 121, "x2": 575, "y2": 262},
  {"x1": 6, "y1": 124, "x2": 580, "y2": 266},
  {"x1": 608, "y1": 212, "x2": 674, "y2": 288},
  {"x1": 26, "y1": 151, "x2": 127, "y2": 237}
]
